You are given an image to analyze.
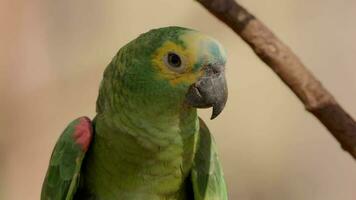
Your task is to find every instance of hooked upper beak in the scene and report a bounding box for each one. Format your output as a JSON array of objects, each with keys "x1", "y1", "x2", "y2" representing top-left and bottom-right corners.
[{"x1": 185, "y1": 63, "x2": 228, "y2": 119}]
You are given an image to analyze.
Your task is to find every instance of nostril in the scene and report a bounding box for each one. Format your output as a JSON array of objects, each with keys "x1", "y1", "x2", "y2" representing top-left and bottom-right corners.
[
  {"x1": 212, "y1": 67, "x2": 220, "y2": 75},
  {"x1": 204, "y1": 63, "x2": 222, "y2": 75},
  {"x1": 211, "y1": 64, "x2": 223, "y2": 75}
]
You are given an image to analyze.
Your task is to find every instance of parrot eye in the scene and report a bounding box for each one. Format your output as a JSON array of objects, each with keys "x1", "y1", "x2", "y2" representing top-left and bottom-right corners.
[
  {"x1": 167, "y1": 53, "x2": 181, "y2": 67},
  {"x1": 164, "y1": 52, "x2": 185, "y2": 73}
]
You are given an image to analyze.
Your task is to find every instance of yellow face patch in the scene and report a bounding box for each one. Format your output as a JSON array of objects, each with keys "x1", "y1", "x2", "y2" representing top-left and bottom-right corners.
[
  {"x1": 151, "y1": 31, "x2": 226, "y2": 86},
  {"x1": 151, "y1": 41, "x2": 200, "y2": 86}
]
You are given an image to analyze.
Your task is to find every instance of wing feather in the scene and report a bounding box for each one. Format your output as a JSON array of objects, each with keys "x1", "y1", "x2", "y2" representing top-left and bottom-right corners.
[
  {"x1": 41, "y1": 117, "x2": 93, "y2": 200},
  {"x1": 190, "y1": 118, "x2": 228, "y2": 200}
]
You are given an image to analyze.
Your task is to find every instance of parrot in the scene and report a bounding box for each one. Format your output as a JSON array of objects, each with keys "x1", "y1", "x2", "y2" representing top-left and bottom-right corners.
[{"x1": 41, "y1": 26, "x2": 228, "y2": 200}]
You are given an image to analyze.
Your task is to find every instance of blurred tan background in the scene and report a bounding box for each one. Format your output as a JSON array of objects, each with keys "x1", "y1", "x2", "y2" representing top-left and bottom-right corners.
[{"x1": 1, "y1": 0, "x2": 356, "y2": 199}]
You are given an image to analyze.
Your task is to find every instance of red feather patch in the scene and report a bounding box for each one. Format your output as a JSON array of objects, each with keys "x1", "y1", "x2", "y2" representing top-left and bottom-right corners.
[{"x1": 73, "y1": 117, "x2": 93, "y2": 152}]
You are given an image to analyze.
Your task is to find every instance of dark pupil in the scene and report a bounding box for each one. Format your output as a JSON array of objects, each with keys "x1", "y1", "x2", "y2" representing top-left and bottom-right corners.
[{"x1": 168, "y1": 53, "x2": 181, "y2": 68}]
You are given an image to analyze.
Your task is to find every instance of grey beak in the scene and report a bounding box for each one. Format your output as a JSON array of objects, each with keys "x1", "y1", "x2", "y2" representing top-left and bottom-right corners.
[{"x1": 185, "y1": 64, "x2": 228, "y2": 119}]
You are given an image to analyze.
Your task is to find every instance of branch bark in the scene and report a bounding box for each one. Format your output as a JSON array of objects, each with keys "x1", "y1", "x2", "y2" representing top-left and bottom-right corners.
[{"x1": 197, "y1": 0, "x2": 356, "y2": 159}]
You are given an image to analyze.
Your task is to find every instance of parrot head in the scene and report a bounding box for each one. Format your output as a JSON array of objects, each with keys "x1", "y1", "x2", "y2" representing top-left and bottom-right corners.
[{"x1": 98, "y1": 26, "x2": 228, "y2": 119}]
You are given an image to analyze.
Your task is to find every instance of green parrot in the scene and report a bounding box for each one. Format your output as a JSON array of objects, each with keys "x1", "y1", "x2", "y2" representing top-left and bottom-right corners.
[{"x1": 41, "y1": 26, "x2": 228, "y2": 200}]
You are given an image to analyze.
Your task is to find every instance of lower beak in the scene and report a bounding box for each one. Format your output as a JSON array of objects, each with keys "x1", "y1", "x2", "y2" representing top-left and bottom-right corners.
[{"x1": 185, "y1": 64, "x2": 228, "y2": 119}]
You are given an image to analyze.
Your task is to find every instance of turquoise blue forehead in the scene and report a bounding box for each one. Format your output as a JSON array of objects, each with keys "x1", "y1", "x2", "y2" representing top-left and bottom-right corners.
[
  {"x1": 207, "y1": 41, "x2": 226, "y2": 63},
  {"x1": 190, "y1": 38, "x2": 226, "y2": 72},
  {"x1": 194, "y1": 37, "x2": 226, "y2": 66}
]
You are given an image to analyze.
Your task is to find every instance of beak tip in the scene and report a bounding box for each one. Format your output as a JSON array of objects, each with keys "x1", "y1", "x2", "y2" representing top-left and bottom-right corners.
[
  {"x1": 210, "y1": 114, "x2": 217, "y2": 120},
  {"x1": 210, "y1": 109, "x2": 219, "y2": 120},
  {"x1": 210, "y1": 102, "x2": 226, "y2": 120}
]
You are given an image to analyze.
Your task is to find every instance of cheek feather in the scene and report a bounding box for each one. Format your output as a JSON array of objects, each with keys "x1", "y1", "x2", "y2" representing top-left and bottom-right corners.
[{"x1": 169, "y1": 70, "x2": 203, "y2": 86}]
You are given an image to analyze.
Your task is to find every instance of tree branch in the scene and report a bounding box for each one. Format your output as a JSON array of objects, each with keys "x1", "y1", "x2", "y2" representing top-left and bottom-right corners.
[{"x1": 197, "y1": 0, "x2": 356, "y2": 159}]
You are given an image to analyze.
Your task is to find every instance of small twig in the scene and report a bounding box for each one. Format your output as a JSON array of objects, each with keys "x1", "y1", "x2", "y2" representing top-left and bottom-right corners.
[{"x1": 197, "y1": 0, "x2": 356, "y2": 159}]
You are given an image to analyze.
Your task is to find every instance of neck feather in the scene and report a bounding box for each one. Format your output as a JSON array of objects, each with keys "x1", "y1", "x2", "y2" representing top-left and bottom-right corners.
[{"x1": 97, "y1": 87, "x2": 199, "y2": 148}]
